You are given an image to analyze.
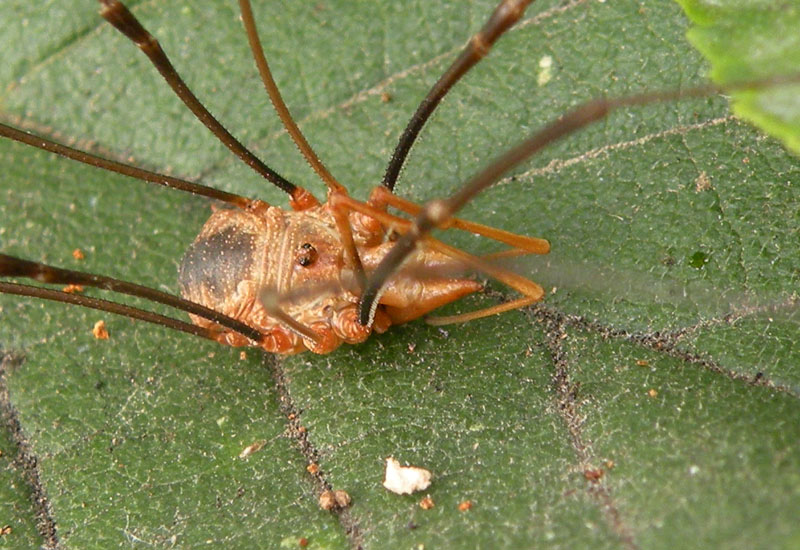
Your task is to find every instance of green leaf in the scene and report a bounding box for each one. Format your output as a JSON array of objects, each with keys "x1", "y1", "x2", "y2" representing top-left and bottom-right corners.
[
  {"x1": 1, "y1": 0, "x2": 799, "y2": 548},
  {"x1": 676, "y1": 0, "x2": 800, "y2": 152}
]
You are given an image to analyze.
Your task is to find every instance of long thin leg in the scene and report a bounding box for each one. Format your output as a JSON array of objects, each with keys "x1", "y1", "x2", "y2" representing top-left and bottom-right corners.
[
  {"x1": 0, "y1": 282, "x2": 219, "y2": 341},
  {"x1": 238, "y1": 0, "x2": 345, "y2": 196},
  {"x1": 0, "y1": 254, "x2": 263, "y2": 342},
  {"x1": 236, "y1": 1, "x2": 372, "y2": 284},
  {"x1": 421, "y1": 239, "x2": 542, "y2": 324},
  {"x1": 98, "y1": 0, "x2": 318, "y2": 210},
  {"x1": 329, "y1": 194, "x2": 544, "y2": 323},
  {"x1": 0, "y1": 122, "x2": 267, "y2": 212},
  {"x1": 382, "y1": 0, "x2": 535, "y2": 191},
  {"x1": 360, "y1": 76, "x2": 800, "y2": 325},
  {"x1": 330, "y1": 205, "x2": 368, "y2": 291},
  {"x1": 368, "y1": 186, "x2": 549, "y2": 254}
]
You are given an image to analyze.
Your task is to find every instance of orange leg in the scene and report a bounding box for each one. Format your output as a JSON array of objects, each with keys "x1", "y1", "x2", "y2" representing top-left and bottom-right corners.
[
  {"x1": 331, "y1": 193, "x2": 545, "y2": 324},
  {"x1": 421, "y1": 239, "x2": 542, "y2": 324},
  {"x1": 368, "y1": 186, "x2": 550, "y2": 255},
  {"x1": 329, "y1": 191, "x2": 368, "y2": 291}
]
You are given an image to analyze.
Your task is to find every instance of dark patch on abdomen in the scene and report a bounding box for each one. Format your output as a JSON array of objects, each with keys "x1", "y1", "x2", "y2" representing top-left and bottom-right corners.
[{"x1": 179, "y1": 226, "x2": 257, "y2": 305}]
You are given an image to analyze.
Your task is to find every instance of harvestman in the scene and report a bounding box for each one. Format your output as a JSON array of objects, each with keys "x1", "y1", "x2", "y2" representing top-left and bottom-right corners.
[{"x1": 0, "y1": 0, "x2": 793, "y2": 353}]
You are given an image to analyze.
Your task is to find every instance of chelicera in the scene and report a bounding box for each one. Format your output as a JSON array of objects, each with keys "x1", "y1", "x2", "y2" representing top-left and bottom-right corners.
[{"x1": 0, "y1": 1, "x2": 793, "y2": 354}]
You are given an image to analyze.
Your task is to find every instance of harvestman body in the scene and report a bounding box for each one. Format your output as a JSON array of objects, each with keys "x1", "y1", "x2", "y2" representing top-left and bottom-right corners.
[
  {"x1": 108, "y1": 0, "x2": 550, "y2": 354},
  {"x1": 0, "y1": 1, "x2": 792, "y2": 353},
  {"x1": 1, "y1": 0, "x2": 550, "y2": 354}
]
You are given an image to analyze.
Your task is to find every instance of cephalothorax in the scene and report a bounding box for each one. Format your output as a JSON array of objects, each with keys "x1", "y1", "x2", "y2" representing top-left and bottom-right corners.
[{"x1": 178, "y1": 197, "x2": 484, "y2": 354}]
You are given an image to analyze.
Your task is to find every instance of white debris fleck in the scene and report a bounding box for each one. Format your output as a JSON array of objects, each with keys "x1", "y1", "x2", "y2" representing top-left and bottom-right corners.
[
  {"x1": 239, "y1": 440, "x2": 266, "y2": 459},
  {"x1": 383, "y1": 457, "x2": 432, "y2": 495},
  {"x1": 537, "y1": 55, "x2": 554, "y2": 86}
]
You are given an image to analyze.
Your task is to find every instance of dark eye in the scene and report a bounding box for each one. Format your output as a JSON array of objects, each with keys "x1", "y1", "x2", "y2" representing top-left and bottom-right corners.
[{"x1": 295, "y1": 243, "x2": 317, "y2": 267}]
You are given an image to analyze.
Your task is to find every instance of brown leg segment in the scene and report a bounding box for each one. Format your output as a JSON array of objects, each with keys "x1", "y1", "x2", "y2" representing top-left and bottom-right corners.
[
  {"x1": 238, "y1": 0, "x2": 345, "y2": 197},
  {"x1": 0, "y1": 123, "x2": 266, "y2": 212},
  {"x1": 0, "y1": 254, "x2": 264, "y2": 342},
  {"x1": 98, "y1": 0, "x2": 311, "y2": 204},
  {"x1": 382, "y1": 0, "x2": 536, "y2": 191}
]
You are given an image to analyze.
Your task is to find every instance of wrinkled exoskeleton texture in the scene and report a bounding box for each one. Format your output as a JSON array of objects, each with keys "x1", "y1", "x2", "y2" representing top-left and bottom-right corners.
[{"x1": 179, "y1": 197, "x2": 481, "y2": 354}]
